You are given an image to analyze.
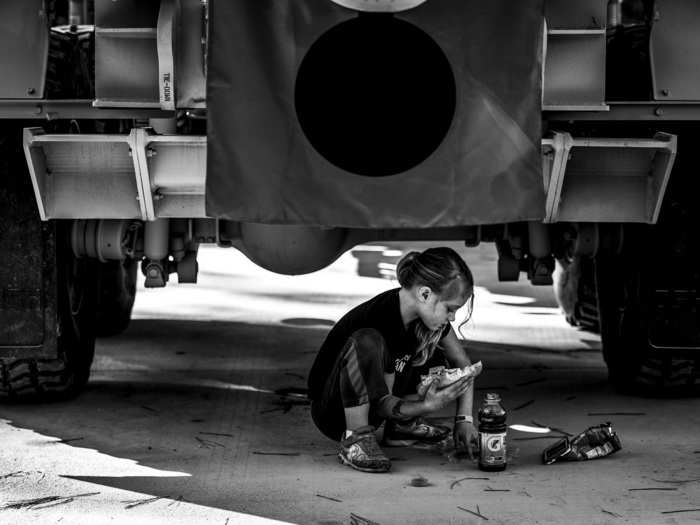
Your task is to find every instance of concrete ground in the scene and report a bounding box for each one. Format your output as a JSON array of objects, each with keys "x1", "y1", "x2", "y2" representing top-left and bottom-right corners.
[{"x1": 1, "y1": 243, "x2": 699, "y2": 525}]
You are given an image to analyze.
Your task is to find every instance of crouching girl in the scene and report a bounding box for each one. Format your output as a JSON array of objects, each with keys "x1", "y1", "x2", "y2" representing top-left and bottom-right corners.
[{"x1": 307, "y1": 247, "x2": 477, "y2": 473}]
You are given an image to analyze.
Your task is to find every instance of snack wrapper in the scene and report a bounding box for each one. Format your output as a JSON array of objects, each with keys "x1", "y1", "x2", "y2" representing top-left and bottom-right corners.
[
  {"x1": 542, "y1": 422, "x2": 622, "y2": 464},
  {"x1": 417, "y1": 361, "x2": 483, "y2": 397}
]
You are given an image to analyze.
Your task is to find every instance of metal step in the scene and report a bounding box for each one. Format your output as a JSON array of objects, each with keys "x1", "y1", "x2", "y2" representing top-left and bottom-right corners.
[
  {"x1": 23, "y1": 127, "x2": 206, "y2": 221},
  {"x1": 25, "y1": 129, "x2": 677, "y2": 224},
  {"x1": 541, "y1": 132, "x2": 677, "y2": 223}
]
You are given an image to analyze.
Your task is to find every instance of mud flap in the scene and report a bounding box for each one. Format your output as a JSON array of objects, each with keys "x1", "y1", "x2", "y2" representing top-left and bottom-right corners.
[{"x1": 0, "y1": 126, "x2": 58, "y2": 360}]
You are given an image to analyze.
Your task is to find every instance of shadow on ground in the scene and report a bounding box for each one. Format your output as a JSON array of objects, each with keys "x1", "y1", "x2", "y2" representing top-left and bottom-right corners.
[{"x1": 0, "y1": 318, "x2": 615, "y2": 523}]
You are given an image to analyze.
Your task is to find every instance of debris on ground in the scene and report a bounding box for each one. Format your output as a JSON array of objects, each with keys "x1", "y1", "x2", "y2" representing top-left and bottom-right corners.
[
  {"x1": 167, "y1": 495, "x2": 185, "y2": 507},
  {"x1": 628, "y1": 487, "x2": 677, "y2": 491},
  {"x1": 601, "y1": 509, "x2": 622, "y2": 518},
  {"x1": 2, "y1": 492, "x2": 99, "y2": 510},
  {"x1": 0, "y1": 471, "x2": 27, "y2": 479},
  {"x1": 195, "y1": 436, "x2": 225, "y2": 449},
  {"x1": 122, "y1": 496, "x2": 165, "y2": 509},
  {"x1": 261, "y1": 388, "x2": 311, "y2": 414},
  {"x1": 316, "y1": 494, "x2": 342, "y2": 503},
  {"x1": 350, "y1": 512, "x2": 380, "y2": 525},
  {"x1": 661, "y1": 509, "x2": 700, "y2": 515},
  {"x1": 543, "y1": 423, "x2": 622, "y2": 464},
  {"x1": 651, "y1": 477, "x2": 700, "y2": 484},
  {"x1": 450, "y1": 477, "x2": 490, "y2": 490},
  {"x1": 457, "y1": 505, "x2": 489, "y2": 520},
  {"x1": 409, "y1": 476, "x2": 431, "y2": 487}
]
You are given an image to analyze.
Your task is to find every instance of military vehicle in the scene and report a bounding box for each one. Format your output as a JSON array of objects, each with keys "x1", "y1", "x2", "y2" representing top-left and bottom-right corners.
[{"x1": 1, "y1": 0, "x2": 697, "y2": 400}]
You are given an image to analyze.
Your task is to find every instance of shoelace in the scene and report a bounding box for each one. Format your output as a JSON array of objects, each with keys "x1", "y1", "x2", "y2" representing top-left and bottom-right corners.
[{"x1": 358, "y1": 434, "x2": 386, "y2": 458}]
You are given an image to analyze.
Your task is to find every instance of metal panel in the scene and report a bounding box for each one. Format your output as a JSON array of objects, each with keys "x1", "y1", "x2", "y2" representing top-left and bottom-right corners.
[
  {"x1": 542, "y1": 132, "x2": 677, "y2": 223},
  {"x1": 23, "y1": 128, "x2": 145, "y2": 220},
  {"x1": 95, "y1": 0, "x2": 160, "y2": 29},
  {"x1": 23, "y1": 128, "x2": 207, "y2": 220},
  {"x1": 650, "y1": 0, "x2": 700, "y2": 101},
  {"x1": 0, "y1": 0, "x2": 48, "y2": 99},
  {"x1": 177, "y1": 0, "x2": 206, "y2": 108},
  {"x1": 95, "y1": 0, "x2": 161, "y2": 107},
  {"x1": 543, "y1": 0, "x2": 607, "y2": 111},
  {"x1": 135, "y1": 129, "x2": 206, "y2": 218},
  {"x1": 0, "y1": 134, "x2": 56, "y2": 356},
  {"x1": 543, "y1": 31, "x2": 606, "y2": 109},
  {"x1": 0, "y1": 99, "x2": 173, "y2": 120},
  {"x1": 544, "y1": 0, "x2": 606, "y2": 30},
  {"x1": 95, "y1": 29, "x2": 159, "y2": 106},
  {"x1": 95, "y1": 0, "x2": 203, "y2": 109}
]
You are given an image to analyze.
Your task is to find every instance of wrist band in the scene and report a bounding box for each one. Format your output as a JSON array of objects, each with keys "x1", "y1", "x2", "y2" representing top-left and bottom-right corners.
[{"x1": 454, "y1": 415, "x2": 473, "y2": 424}]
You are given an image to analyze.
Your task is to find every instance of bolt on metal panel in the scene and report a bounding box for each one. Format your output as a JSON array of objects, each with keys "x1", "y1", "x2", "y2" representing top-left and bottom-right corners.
[
  {"x1": 650, "y1": 0, "x2": 700, "y2": 101},
  {"x1": 0, "y1": 0, "x2": 48, "y2": 99}
]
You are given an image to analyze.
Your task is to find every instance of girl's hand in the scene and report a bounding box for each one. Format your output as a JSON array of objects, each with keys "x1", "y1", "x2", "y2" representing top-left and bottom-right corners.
[
  {"x1": 454, "y1": 421, "x2": 478, "y2": 458},
  {"x1": 422, "y1": 376, "x2": 472, "y2": 411}
]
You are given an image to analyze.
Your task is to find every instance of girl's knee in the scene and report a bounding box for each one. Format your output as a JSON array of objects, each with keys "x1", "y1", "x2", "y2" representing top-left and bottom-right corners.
[{"x1": 348, "y1": 328, "x2": 386, "y2": 355}]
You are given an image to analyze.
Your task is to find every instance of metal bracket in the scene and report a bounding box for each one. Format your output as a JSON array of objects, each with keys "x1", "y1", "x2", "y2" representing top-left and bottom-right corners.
[
  {"x1": 541, "y1": 132, "x2": 678, "y2": 224},
  {"x1": 542, "y1": 132, "x2": 574, "y2": 223},
  {"x1": 22, "y1": 126, "x2": 206, "y2": 221}
]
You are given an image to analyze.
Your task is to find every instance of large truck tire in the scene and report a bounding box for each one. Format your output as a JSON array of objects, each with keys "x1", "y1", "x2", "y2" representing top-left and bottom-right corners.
[
  {"x1": 595, "y1": 252, "x2": 700, "y2": 396},
  {"x1": 553, "y1": 256, "x2": 600, "y2": 333},
  {"x1": 0, "y1": 126, "x2": 98, "y2": 402},
  {"x1": 95, "y1": 259, "x2": 137, "y2": 337},
  {"x1": 0, "y1": 223, "x2": 99, "y2": 402}
]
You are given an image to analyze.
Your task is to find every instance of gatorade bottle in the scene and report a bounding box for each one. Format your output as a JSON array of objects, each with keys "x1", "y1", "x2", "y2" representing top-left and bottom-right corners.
[{"x1": 478, "y1": 393, "x2": 507, "y2": 472}]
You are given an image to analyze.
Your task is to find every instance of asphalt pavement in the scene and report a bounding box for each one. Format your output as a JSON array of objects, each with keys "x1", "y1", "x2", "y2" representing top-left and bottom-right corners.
[{"x1": 1, "y1": 242, "x2": 699, "y2": 524}]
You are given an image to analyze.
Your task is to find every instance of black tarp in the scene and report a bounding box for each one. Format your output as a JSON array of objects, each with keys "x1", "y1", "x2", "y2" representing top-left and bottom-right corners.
[{"x1": 206, "y1": 0, "x2": 544, "y2": 227}]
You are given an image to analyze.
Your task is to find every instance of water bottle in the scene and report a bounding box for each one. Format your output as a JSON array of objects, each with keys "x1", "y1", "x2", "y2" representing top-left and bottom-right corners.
[{"x1": 478, "y1": 393, "x2": 507, "y2": 471}]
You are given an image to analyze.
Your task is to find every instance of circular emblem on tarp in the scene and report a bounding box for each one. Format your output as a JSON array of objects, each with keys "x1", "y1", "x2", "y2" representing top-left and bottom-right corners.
[
  {"x1": 295, "y1": 14, "x2": 456, "y2": 177},
  {"x1": 329, "y1": 0, "x2": 428, "y2": 13}
]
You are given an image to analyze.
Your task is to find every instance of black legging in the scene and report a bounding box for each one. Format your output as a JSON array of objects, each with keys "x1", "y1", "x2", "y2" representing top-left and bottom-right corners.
[{"x1": 310, "y1": 328, "x2": 445, "y2": 441}]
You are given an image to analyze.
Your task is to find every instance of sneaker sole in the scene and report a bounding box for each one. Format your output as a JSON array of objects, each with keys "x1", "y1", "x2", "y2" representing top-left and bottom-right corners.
[{"x1": 337, "y1": 452, "x2": 391, "y2": 473}]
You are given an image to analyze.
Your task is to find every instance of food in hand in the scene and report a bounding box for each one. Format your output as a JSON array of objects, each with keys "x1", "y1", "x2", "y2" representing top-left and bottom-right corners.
[{"x1": 417, "y1": 361, "x2": 483, "y2": 396}]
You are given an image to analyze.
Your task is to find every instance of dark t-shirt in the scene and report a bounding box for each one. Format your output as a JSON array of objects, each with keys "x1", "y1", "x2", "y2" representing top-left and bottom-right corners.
[{"x1": 307, "y1": 288, "x2": 449, "y2": 400}]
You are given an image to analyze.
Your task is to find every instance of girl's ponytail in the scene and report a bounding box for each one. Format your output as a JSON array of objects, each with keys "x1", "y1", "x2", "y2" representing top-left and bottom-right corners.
[
  {"x1": 396, "y1": 251, "x2": 420, "y2": 288},
  {"x1": 395, "y1": 247, "x2": 475, "y2": 366}
]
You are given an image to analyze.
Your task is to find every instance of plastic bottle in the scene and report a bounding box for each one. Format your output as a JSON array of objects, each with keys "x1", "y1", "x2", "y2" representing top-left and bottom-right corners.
[{"x1": 478, "y1": 393, "x2": 507, "y2": 471}]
